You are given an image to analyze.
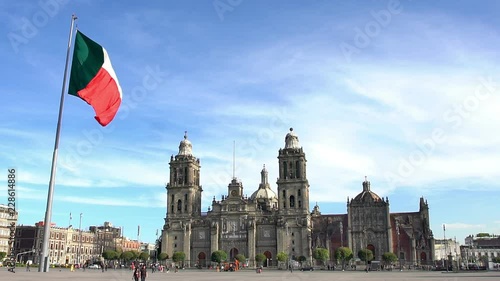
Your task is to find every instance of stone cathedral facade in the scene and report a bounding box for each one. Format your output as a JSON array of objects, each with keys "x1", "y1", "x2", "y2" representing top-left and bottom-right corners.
[{"x1": 161, "y1": 129, "x2": 435, "y2": 267}]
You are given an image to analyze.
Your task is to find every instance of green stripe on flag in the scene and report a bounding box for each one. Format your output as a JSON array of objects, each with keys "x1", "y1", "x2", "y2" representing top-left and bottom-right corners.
[{"x1": 68, "y1": 31, "x2": 105, "y2": 96}]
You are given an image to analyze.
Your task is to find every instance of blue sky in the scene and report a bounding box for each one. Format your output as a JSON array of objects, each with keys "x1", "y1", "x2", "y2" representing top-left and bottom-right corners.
[{"x1": 1, "y1": 0, "x2": 499, "y2": 246}]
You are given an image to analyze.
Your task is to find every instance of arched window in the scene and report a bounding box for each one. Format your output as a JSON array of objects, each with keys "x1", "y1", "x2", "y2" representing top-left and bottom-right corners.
[
  {"x1": 173, "y1": 168, "x2": 177, "y2": 183},
  {"x1": 177, "y1": 199, "x2": 182, "y2": 211},
  {"x1": 184, "y1": 167, "x2": 188, "y2": 184},
  {"x1": 296, "y1": 160, "x2": 300, "y2": 178},
  {"x1": 298, "y1": 200, "x2": 302, "y2": 208},
  {"x1": 283, "y1": 161, "x2": 287, "y2": 179},
  {"x1": 298, "y1": 189, "x2": 301, "y2": 196},
  {"x1": 171, "y1": 205, "x2": 174, "y2": 212},
  {"x1": 290, "y1": 195, "x2": 295, "y2": 208}
]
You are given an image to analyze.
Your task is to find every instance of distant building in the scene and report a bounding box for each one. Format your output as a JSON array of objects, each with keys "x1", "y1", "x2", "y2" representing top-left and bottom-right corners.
[
  {"x1": 16, "y1": 222, "x2": 107, "y2": 265},
  {"x1": 142, "y1": 242, "x2": 156, "y2": 259},
  {"x1": 115, "y1": 237, "x2": 141, "y2": 253},
  {"x1": 89, "y1": 221, "x2": 122, "y2": 253},
  {"x1": 434, "y1": 238, "x2": 461, "y2": 261},
  {"x1": 461, "y1": 234, "x2": 500, "y2": 267},
  {"x1": 0, "y1": 204, "x2": 18, "y2": 256}
]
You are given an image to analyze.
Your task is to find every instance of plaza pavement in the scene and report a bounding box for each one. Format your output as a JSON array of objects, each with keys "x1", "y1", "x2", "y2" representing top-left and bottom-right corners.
[{"x1": 2, "y1": 267, "x2": 500, "y2": 281}]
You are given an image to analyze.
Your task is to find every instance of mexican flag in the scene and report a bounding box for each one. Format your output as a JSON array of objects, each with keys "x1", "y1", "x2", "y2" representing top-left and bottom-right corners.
[{"x1": 68, "y1": 30, "x2": 122, "y2": 126}]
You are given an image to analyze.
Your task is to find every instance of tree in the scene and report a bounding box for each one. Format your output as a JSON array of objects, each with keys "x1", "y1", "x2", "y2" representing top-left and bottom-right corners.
[
  {"x1": 255, "y1": 253, "x2": 266, "y2": 266},
  {"x1": 235, "y1": 254, "x2": 246, "y2": 264},
  {"x1": 476, "y1": 233, "x2": 490, "y2": 238},
  {"x1": 0, "y1": 252, "x2": 7, "y2": 260},
  {"x1": 102, "y1": 250, "x2": 118, "y2": 260},
  {"x1": 358, "y1": 249, "x2": 374, "y2": 263},
  {"x1": 211, "y1": 250, "x2": 227, "y2": 265},
  {"x1": 121, "y1": 251, "x2": 134, "y2": 261},
  {"x1": 139, "y1": 251, "x2": 150, "y2": 261},
  {"x1": 382, "y1": 252, "x2": 398, "y2": 267},
  {"x1": 172, "y1": 251, "x2": 186, "y2": 263},
  {"x1": 276, "y1": 252, "x2": 288, "y2": 269},
  {"x1": 313, "y1": 247, "x2": 329, "y2": 267},
  {"x1": 334, "y1": 247, "x2": 353, "y2": 270},
  {"x1": 492, "y1": 256, "x2": 500, "y2": 264},
  {"x1": 131, "y1": 250, "x2": 140, "y2": 260},
  {"x1": 158, "y1": 252, "x2": 169, "y2": 261},
  {"x1": 276, "y1": 252, "x2": 288, "y2": 262}
]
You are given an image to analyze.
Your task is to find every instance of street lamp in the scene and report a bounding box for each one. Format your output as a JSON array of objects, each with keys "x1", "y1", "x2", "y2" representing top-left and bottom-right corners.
[
  {"x1": 443, "y1": 224, "x2": 448, "y2": 272},
  {"x1": 155, "y1": 229, "x2": 159, "y2": 264},
  {"x1": 396, "y1": 220, "x2": 402, "y2": 271}
]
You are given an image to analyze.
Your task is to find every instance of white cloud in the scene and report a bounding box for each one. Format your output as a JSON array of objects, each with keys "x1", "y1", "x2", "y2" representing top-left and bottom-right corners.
[{"x1": 444, "y1": 223, "x2": 486, "y2": 230}]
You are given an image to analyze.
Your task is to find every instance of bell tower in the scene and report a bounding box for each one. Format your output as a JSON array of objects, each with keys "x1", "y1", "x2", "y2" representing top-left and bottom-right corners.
[
  {"x1": 276, "y1": 128, "x2": 311, "y2": 264},
  {"x1": 162, "y1": 132, "x2": 202, "y2": 258},
  {"x1": 277, "y1": 128, "x2": 309, "y2": 215},
  {"x1": 166, "y1": 131, "x2": 202, "y2": 218}
]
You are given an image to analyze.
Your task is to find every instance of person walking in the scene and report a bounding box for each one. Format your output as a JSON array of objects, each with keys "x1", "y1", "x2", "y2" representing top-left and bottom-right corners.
[
  {"x1": 140, "y1": 264, "x2": 148, "y2": 281},
  {"x1": 26, "y1": 260, "x2": 31, "y2": 272},
  {"x1": 133, "y1": 266, "x2": 140, "y2": 281}
]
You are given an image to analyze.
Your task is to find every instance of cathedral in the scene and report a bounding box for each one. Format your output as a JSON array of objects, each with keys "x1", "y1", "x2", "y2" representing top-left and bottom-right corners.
[{"x1": 161, "y1": 128, "x2": 435, "y2": 267}]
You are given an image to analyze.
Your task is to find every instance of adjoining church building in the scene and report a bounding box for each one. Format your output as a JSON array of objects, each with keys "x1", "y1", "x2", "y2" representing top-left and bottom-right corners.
[{"x1": 161, "y1": 129, "x2": 435, "y2": 267}]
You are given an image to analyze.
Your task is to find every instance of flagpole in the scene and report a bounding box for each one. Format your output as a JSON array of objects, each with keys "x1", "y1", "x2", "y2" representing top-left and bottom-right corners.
[{"x1": 39, "y1": 14, "x2": 78, "y2": 273}]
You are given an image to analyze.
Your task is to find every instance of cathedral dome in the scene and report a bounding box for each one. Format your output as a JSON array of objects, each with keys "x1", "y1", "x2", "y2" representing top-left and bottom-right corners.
[
  {"x1": 353, "y1": 177, "x2": 382, "y2": 202},
  {"x1": 250, "y1": 186, "x2": 277, "y2": 201},
  {"x1": 178, "y1": 131, "x2": 193, "y2": 156},
  {"x1": 284, "y1": 128, "x2": 300, "y2": 149},
  {"x1": 250, "y1": 165, "x2": 278, "y2": 201}
]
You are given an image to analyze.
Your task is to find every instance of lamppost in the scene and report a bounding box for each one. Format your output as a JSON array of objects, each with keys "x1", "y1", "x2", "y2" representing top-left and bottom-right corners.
[
  {"x1": 443, "y1": 224, "x2": 448, "y2": 272},
  {"x1": 155, "y1": 229, "x2": 159, "y2": 264},
  {"x1": 396, "y1": 220, "x2": 402, "y2": 271}
]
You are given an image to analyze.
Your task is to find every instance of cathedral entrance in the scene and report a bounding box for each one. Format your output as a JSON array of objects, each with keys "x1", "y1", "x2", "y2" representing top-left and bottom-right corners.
[
  {"x1": 420, "y1": 252, "x2": 427, "y2": 264},
  {"x1": 263, "y1": 251, "x2": 272, "y2": 267},
  {"x1": 367, "y1": 244, "x2": 376, "y2": 259},
  {"x1": 198, "y1": 252, "x2": 206, "y2": 267},
  {"x1": 229, "y1": 248, "x2": 239, "y2": 261}
]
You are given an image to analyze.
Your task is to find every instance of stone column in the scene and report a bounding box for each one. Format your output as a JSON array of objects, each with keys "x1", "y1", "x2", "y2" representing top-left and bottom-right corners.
[
  {"x1": 387, "y1": 205, "x2": 393, "y2": 253},
  {"x1": 210, "y1": 222, "x2": 219, "y2": 254},
  {"x1": 248, "y1": 221, "x2": 256, "y2": 267},
  {"x1": 161, "y1": 230, "x2": 169, "y2": 256},
  {"x1": 183, "y1": 222, "x2": 191, "y2": 267},
  {"x1": 411, "y1": 238, "x2": 417, "y2": 266}
]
